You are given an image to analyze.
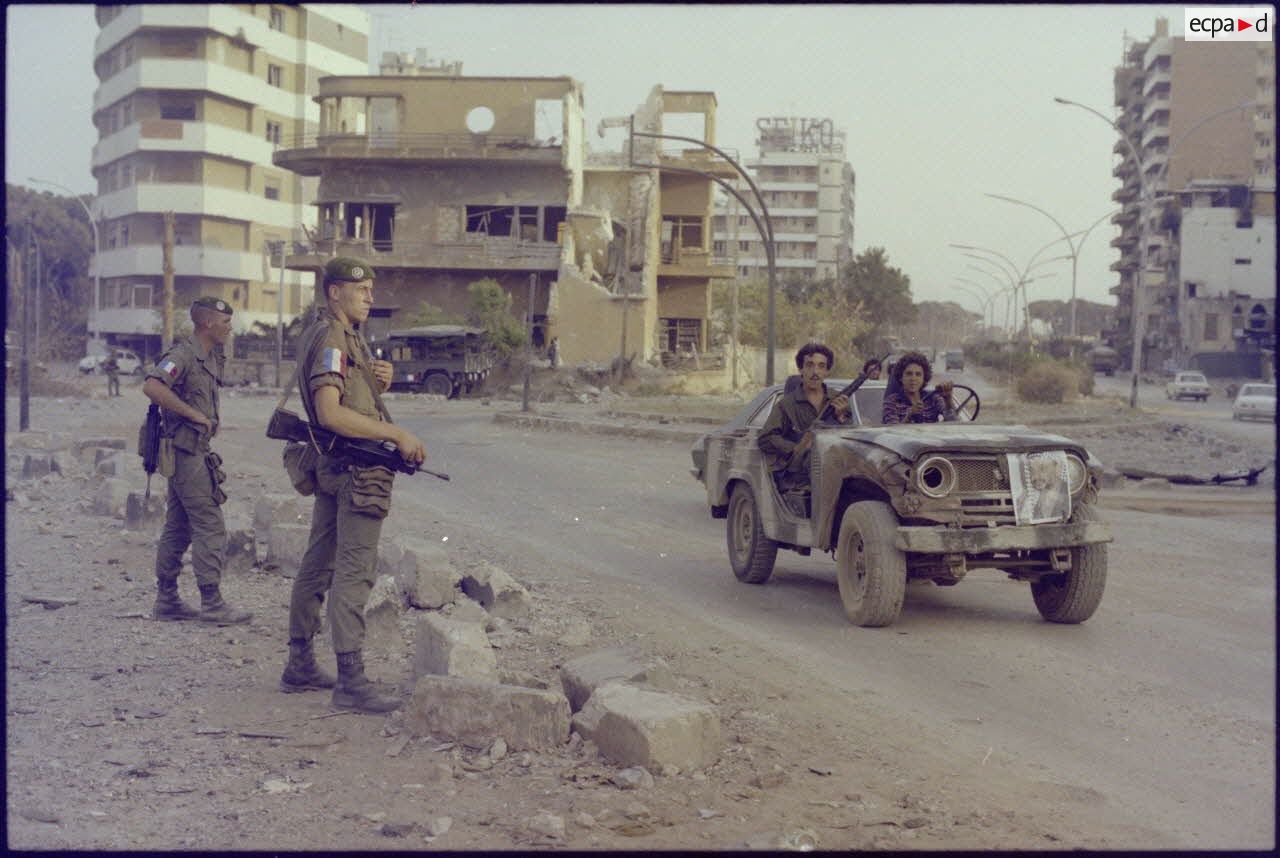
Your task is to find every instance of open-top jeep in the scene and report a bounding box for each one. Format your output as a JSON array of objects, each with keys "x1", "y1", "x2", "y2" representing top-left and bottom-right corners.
[{"x1": 690, "y1": 379, "x2": 1111, "y2": 627}]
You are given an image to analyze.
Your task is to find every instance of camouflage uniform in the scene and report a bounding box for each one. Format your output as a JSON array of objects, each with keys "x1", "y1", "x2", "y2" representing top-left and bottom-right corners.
[
  {"x1": 148, "y1": 298, "x2": 251, "y2": 624},
  {"x1": 758, "y1": 382, "x2": 849, "y2": 491},
  {"x1": 282, "y1": 257, "x2": 399, "y2": 711}
]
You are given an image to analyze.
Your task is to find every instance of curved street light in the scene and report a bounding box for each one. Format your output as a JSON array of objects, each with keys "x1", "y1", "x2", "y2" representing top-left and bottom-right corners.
[
  {"x1": 1053, "y1": 96, "x2": 1256, "y2": 407},
  {"x1": 29, "y1": 177, "x2": 100, "y2": 343},
  {"x1": 949, "y1": 282, "x2": 992, "y2": 339}
]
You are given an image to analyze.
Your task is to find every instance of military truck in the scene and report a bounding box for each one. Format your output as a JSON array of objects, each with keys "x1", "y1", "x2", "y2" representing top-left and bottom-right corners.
[
  {"x1": 378, "y1": 325, "x2": 494, "y2": 398},
  {"x1": 1088, "y1": 345, "x2": 1120, "y2": 376}
]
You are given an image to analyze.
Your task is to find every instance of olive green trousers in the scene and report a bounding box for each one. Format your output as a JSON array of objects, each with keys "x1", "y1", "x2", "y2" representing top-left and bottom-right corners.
[{"x1": 154, "y1": 448, "x2": 226, "y2": 589}]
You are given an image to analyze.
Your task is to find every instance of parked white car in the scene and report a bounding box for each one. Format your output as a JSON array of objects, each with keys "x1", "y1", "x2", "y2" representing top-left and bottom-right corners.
[
  {"x1": 1232, "y1": 383, "x2": 1276, "y2": 422},
  {"x1": 79, "y1": 348, "x2": 143, "y2": 375},
  {"x1": 1165, "y1": 371, "x2": 1210, "y2": 402}
]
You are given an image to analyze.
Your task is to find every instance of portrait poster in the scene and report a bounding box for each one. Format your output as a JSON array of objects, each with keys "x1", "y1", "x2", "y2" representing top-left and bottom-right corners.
[{"x1": 1006, "y1": 451, "x2": 1072, "y2": 525}]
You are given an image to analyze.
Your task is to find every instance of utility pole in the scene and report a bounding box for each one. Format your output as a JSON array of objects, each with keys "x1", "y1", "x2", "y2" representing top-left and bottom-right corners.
[
  {"x1": 521, "y1": 273, "x2": 535, "y2": 413},
  {"x1": 618, "y1": 180, "x2": 633, "y2": 381},
  {"x1": 162, "y1": 211, "x2": 175, "y2": 349},
  {"x1": 20, "y1": 220, "x2": 34, "y2": 431},
  {"x1": 273, "y1": 240, "x2": 286, "y2": 388}
]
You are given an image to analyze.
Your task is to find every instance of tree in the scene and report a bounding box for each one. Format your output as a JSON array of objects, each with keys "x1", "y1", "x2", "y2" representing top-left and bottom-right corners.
[
  {"x1": 6, "y1": 183, "x2": 95, "y2": 359},
  {"x1": 712, "y1": 274, "x2": 870, "y2": 359},
  {"x1": 465, "y1": 278, "x2": 525, "y2": 360},
  {"x1": 399, "y1": 300, "x2": 464, "y2": 328},
  {"x1": 836, "y1": 247, "x2": 916, "y2": 354}
]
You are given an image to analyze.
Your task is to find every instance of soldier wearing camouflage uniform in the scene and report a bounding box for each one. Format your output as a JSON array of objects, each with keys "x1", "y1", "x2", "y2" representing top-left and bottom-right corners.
[
  {"x1": 142, "y1": 297, "x2": 252, "y2": 625},
  {"x1": 279, "y1": 257, "x2": 426, "y2": 713}
]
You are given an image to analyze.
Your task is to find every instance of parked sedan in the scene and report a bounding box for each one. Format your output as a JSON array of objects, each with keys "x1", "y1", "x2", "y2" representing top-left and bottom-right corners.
[
  {"x1": 1165, "y1": 371, "x2": 1211, "y2": 402},
  {"x1": 79, "y1": 349, "x2": 144, "y2": 375},
  {"x1": 1232, "y1": 383, "x2": 1276, "y2": 422}
]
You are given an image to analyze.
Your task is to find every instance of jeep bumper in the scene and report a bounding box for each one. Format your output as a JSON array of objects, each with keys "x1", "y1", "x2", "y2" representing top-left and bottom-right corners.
[{"x1": 894, "y1": 521, "x2": 1112, "y2": 554}]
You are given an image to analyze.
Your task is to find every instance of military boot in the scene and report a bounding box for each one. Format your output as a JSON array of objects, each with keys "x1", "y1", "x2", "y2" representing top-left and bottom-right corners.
[
  {"x1": 197, "y1": 584, "x2": 253, "y2": 625},
  {"x1": 153, "y1": 580, "x2": 199, "y2": 621},
  {"x1": 332, "y1": 651, "x2": 402, "y2": 713},
  {"x1": 280, "y1": 638, "x2": 336, "y2": 693}
]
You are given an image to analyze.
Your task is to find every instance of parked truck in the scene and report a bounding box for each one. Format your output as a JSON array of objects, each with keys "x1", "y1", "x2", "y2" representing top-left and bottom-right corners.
[{"x1": 377, "y1": 325, "x2": 494, "y2": 398}]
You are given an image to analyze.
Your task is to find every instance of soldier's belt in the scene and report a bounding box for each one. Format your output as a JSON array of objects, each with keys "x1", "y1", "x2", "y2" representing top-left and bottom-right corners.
[{"x1": 894, "y1": 521, "x2": 1112, "y2": 554}]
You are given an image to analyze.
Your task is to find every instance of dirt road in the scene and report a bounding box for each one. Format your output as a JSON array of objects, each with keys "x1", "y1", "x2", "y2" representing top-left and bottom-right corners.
[{"x1": 6, "y1": 387, "x2": 1275, "y2": 850}]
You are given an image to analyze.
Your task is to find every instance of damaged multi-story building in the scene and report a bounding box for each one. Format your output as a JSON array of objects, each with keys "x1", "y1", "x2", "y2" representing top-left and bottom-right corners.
[{"x1": 273, "y1": 59, "x2": 736, "y2": 368}]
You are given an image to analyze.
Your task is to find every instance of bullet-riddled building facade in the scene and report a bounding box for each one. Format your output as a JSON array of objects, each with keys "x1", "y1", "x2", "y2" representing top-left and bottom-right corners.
[
  {"x1": 90, "y1": 4, "x2": 369, "y2": 357},
  {"x1": 1108, "y1": 17, "x2": 1275, "y2": 374},
  {"x1": 274, "y1": 73, "x2": 734, "y2": 369}
]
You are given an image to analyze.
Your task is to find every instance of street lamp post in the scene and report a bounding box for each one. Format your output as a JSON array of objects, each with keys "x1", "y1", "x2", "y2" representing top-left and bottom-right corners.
[
  {"x1": 625, "y1": 125, "x2": 778, "y2": 383},
  {"x1": 949, "y1": 282, "x2": 991, "y2": 339},
  {"x1": 29, "y1": 177, "x2": 100, "y2": 344},
  {"x1": 953, "y1": 277, "x2": 994, "y2": 331},
  {"x1": 1053, "y1": 96, "x2": 1255, "y2": 408},
  {"x1": 985, "y1": 194, "x2": 1118, "y2": 346}
]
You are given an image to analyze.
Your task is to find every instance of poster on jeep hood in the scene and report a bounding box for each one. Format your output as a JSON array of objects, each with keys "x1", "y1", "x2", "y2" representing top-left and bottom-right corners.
[{"x1": 1007, "y1": 451, "x2": 1071, "y2": 525}]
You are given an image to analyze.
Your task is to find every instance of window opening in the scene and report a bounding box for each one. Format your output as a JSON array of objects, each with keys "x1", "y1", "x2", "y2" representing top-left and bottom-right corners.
[
  {"x1": 543, "y1": 206, "x2": 567, "y2": 243},
  {"x1": 466, "y1": 205, "x2": 513, "y2": 237},
  {"x1": 371, "y1": 204, "x2": 395, "y2": 252}
]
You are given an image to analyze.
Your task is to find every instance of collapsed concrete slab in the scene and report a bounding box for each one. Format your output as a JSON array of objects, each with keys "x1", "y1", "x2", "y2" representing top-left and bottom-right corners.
[
  {"x1": 571, "y1": 683, "x2": 720, "y2": 771},
  {"x1": 406, "y1": 676, "x2": 571, "y2": 751},
  {"x1": 94, "y1": 478, "x2": 132, "y2": 518},
  {"x1": 21, "y1": 454, "x2": 53, "y2": 480},
  {"x1": 224, "y1": 527, "x2": 257, "y2": 574},
  {"x1": 459, "y1": 563, "x2": 531, "y2": 618},
  {"x1": 266, "y1": 523, "x2": 311, "y2": 573},
  {"x1": 559, "y1": 647, "x2": 674, "y2": 713},
  {"x1": 363, "y1": 574, "x2": 404, "y2": 653},
  {"x1": 253, "y1": 493, "x2": 311, "y2": 535},
  {"x1": 413, "y1": 614, "x2": 497, "y2": 681},
  {"x1": 396, "y1": 536, "x2": 459, "y2": 609}
]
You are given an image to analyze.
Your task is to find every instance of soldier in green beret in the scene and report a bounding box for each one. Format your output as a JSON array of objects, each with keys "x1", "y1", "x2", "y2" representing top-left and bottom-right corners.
[
  {"x1": 279, "y1": 257, "x2": 425, "y2": 712},
  {"x1": 142, "y1": 297, "x2": 253, "y2": 625}
]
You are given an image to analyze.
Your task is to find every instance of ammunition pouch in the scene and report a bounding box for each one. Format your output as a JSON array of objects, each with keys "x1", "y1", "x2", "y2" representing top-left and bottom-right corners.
[
  {"x1": 349, "y1": 464, "x2": 394, "y2": 519},
  {"x1": 205, "y1": 450, "x2": 227, "y2": 505},
  {"x1": 283, "y1": 441, "x2": 320, "y2": 497}
]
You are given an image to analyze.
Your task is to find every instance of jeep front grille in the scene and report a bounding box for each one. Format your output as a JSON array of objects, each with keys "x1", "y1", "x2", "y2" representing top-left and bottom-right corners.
[
  {"x1": 951, "y1": 456, "x2": 1006, "y2": 492},
  {"x1": 959, "y1": 494, "x2": 1017, "y2": 525}
]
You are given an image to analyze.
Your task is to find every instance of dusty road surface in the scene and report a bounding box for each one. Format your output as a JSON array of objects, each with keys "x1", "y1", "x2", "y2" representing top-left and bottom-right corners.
[{"x1": 6, "y1": 379, "x2": 1275, "y2": 850}]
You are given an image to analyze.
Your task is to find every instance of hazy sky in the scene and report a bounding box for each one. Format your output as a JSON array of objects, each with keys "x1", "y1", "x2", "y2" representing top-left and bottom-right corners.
[{"x1": 6, "y1": 3, "x2": 1193, "y2": 309}]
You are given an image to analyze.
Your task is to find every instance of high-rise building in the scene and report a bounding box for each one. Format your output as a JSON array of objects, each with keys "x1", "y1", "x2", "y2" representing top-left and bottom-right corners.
[
  {"x1": 90, "y1": 4, "x2": 369, "y2": 359},
  {"x1": 711, "y1": 117, "x2": 855, "y2": 282},
  {"x1": 1108, "y1": 17, "x2": 1274, "y2": 373}
]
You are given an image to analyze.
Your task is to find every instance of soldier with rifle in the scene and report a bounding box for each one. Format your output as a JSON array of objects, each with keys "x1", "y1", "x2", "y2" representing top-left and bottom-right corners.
[{"x1": 279, "y1": 257, "x2": 425, "y2": 713}]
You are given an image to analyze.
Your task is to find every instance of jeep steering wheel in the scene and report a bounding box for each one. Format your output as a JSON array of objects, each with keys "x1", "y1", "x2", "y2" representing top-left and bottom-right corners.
[{"x1": 944, "y1": 384, "x2": 980, "y2": 421}]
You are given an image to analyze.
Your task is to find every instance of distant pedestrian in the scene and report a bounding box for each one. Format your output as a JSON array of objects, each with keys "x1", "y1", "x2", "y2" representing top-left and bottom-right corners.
[
  {"x1": 548, "y1": 337, "x2": 560, "y2": 369},
  {"x1": 104, "y1": 351, "x2": 121, "y2": 396}
]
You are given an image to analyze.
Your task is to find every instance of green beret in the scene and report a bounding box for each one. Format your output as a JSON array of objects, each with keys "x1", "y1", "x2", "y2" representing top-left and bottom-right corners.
[
  {"x1": 191, "y1": 296, "x2": 233, "y2": 316},
  {"x1": 324, "y1": 256, "x2": 375, "y2": 283}
]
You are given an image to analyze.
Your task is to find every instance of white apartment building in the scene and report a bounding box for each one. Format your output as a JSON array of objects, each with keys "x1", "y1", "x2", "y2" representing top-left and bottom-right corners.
[
  {"x1": 90, "y1": 4, "x2": 369, "y2": 358},
  {"x1": 711, "y1": 117, "x2": 855, "y2": 282}
]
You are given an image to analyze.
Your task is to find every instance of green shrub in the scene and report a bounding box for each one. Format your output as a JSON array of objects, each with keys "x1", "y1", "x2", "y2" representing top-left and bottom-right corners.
[{"x1": 1015, "y1": 361, "x2": 1081, "y2": 403}]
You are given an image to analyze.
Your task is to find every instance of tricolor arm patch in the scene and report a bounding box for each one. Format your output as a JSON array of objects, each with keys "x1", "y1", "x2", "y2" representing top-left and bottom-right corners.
[
  {"x1": 322, "y1": 347, "x2": 347, "y2": 376},
  {"x1": 159, "y1": 359, "x2": 179, "y2": 379}
]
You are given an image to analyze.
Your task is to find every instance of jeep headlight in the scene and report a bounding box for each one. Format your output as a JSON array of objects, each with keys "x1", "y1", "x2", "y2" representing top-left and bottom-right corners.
[
  {"x1": 1065, "y1": 453, "x2": 1088, "y2": 496},
  {"x1": 915, "y1": 456, "x2": 957, "y2": 498}
]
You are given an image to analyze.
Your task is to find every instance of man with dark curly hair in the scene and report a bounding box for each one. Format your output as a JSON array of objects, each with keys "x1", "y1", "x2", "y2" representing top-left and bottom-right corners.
[
  {"x1": 881, "y1": 350, "x2": 956, "y2": 424},
  {"x1": 759, "y1": 342, "x2": 851, "y2": 513}
]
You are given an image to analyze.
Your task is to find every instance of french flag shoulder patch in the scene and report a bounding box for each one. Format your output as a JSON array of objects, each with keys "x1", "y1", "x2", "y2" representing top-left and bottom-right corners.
[
  {"x1": 322, "y1": 347, "x2": 347, "y2": 376},
  {"x1": 158, "y1": 359, "x2": 179, "y2": 378}
]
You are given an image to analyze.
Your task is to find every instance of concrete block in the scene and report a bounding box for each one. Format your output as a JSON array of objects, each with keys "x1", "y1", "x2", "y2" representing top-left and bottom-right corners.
[
  {"x1": 413, "y1": 614, "x2": 498, "y2": 681},
  {"x1": 125, "y1": 491, "x2": 165, "y2": 529},
  {"x1": 406, "y1": 676, "x2": 571, "y2": 751},
  {"x1": 95, "y1": 453, "x2": 124, "y2": 476},
  {"x1": 21, "y1": 454, "x2": 52, "y2": 480},
  {"x1": 76, "y1": 437, "x2": 128, "y2": 453},
  {"x1": 254, "y1": 493, "x2": 310, "y2": 536},
  {"x1": 560, "y1": 647, "x2": 674, "y2": 713},
  {"x1": 224, "y1": 526, "x2": 257, "y2": 574},
  {"x1": 50, "y1": 450, "x2": 79, "y2": 477},
  {"x1": 377, "y1": 538, "x2": 404, "y2": 580},
  {"x1": 266, "y1": 523, "x2": 311, "y2": 573},
  {"x1": 94, "y1": 478, "x2": 132, "y2": 518},
  {"x1": 459, "y1": 563, "x2": 531, "y2": 618},
  {"x1": 13, "y1": 431, "x2": 73, "y2": 452},
  {"x1": 571, "y1": 683, "x2": 720, "y2": 772},
  {"x1": 396, "y1": 536, "x2": 460, "y2": 609},
  {"x1": 364, "y1": 574, "x2": 404, "y2": 653}
]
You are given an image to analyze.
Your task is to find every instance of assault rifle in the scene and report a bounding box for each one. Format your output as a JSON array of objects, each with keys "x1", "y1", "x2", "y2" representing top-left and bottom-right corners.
[
  {"x1": 138, "y1": 402, "x2": 163, "y2": 499},
  {"x1": 816, "y1": 352, "x2": 890, "y2": 423},
  {"x1": 266, "y1": 408, "x2": 450, "y2": 481}
]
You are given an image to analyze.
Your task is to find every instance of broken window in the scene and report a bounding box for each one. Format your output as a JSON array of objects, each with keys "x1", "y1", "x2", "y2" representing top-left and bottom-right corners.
[
  {"x1": 518, "y1": 206, "x2": 539, "y2": 242},
  {"x1": 659, "y1": 318, "x2": 702, "y2": 353},
  {"x1": 466, "y1": 205, "x2": 514, "y2": 237},
  {"x1": 160, "y1": 101, "x2": 196, "y2": 120},
  {"x1": 370, "y1": 204, "x2": 395, "y2": 252},
  {"x1": 661, "y1": 216, "x2": 705, "y2": 262},
  {"x1": 1203, "y1": 313, "x2": 1219, "y2": 341},
  {"x1": 543, "y1": 206, "x2": 566, "y2": 243}
]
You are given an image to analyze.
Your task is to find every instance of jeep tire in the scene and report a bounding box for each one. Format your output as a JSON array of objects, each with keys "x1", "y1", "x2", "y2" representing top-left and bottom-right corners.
[
  {"x1": 423, "y1": 371, "x2": 453, "y2": 398},
  {"x1": 835, "y1": 501, "x2": 907, "y2": 627},
  {"x1": 727, "y1": 483, "x2": 777, "y2": 585},
  {"x1": 1031, "y1": 503, "x2": 1107, "y2": 624}
]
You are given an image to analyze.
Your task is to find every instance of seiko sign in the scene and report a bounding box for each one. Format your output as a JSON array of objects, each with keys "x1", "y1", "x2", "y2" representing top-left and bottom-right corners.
[{"x1": 755, "y1": 117, "x2": 843, "y2": 153}]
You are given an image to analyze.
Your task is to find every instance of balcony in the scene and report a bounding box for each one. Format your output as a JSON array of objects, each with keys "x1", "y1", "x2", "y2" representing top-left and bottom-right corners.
[
  {"x1": 1142, "y1": 93, "x2": 1171, "y2": 124},
  {"x1": 273, "y1": 132, "x2": 565, "y2": 175},
  {"x1": 657, "y1": 147, "x2": 740, "y2": 179},
  {"x1": 1141, "y1": 122, "x2": 1169, "y2": 151},
  {"x1": 95, "y1": 183, "x2": 297, "y2": 229},
  {"x1": 92, "y1": 120, "x2": 275, "y2": 169},
  {"x1": 1142, "y1": 66, "x2": 1171, "y2": 97},
  {"x1": 92, "y1": 244, "x2": 298, "y2": 282},
  {"x1": 93, "y1": 58, "x2": 300, "y2": 122},
  {"x1": 1110, "y1": 232, "x2": 1138, "y2": 249},
  {"x1": 1142, "y1": 150, "x2": 1168, "y2": 179},
  {"x1": 658, "y1": 243, "x2": 736, "y2": 279},
  {"x1": 286, "y1": 236, "x2": 564, "y2": 274}
]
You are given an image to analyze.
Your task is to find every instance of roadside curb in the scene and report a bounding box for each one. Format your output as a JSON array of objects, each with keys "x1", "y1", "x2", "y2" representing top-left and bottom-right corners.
[{"x1": 493, "y1": 411, "x2": 705, "y2": 442}]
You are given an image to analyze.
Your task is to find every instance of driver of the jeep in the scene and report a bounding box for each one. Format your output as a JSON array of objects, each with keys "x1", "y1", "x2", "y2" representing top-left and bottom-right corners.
[{"x1": 758, "y1": 342, "x2": 850, "y2": 510}]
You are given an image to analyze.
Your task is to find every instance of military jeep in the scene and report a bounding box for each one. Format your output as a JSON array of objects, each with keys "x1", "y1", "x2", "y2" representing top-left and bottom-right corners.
[{"x1": 690, "y1": 379, "x2": 1111, "y2": 627}]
